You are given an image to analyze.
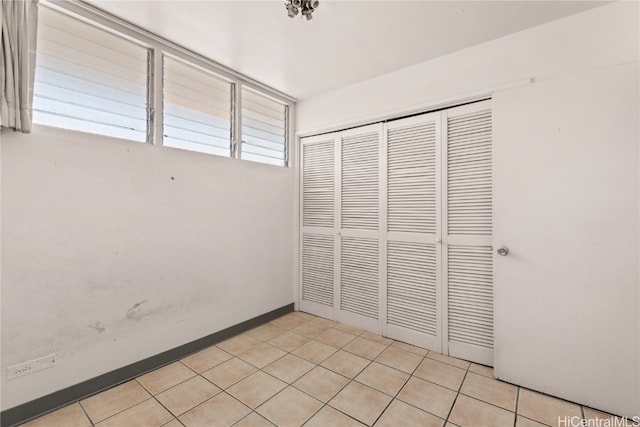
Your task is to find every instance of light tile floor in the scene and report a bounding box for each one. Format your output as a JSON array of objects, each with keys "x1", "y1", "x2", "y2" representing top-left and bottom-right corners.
[{"x1": 21, "y1": 311, "x2": 633, "y2": 427}]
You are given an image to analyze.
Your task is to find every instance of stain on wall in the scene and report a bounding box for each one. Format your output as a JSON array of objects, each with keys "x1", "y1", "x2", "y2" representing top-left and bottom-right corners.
[
  {"x1": 88, "y1": 322, "x2": 105, "y2": 333},
  {"x1": 126, "y1": 300, "x2": 149, "y2": 321}
]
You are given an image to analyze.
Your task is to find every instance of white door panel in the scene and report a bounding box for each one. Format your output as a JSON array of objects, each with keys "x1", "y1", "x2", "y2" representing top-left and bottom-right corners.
[
  {"x1": 300, "y1": 135, "x2": 337, "y2": 318},
  {"x1": 493, "y1": 63, "x2": 639, "y2": 417},
  {"x1": 444, "y1": 101, "x2": 494, "y2": 365},
  {"x1": 384, "y1": 112, "x2": 443, "y2": 350},
  {"x1": 338, "y1": 124, "x2": 383, "y2": 332}
]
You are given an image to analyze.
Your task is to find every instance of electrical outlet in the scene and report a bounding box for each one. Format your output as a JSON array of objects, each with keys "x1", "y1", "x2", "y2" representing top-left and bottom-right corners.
[{"x1": 7, "y1": 354, "x2": 56, "y2": 380}]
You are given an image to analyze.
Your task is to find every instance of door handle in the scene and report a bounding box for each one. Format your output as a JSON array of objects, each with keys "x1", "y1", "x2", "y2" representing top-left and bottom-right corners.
[{"x1": 496, "y1": 246, "x2": 509, "y2": 256}]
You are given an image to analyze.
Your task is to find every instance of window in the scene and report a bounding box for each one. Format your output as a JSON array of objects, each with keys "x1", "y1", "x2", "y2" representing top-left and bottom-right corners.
[
  {"x1": 33, "y1": 3, "x2": 294, "y2": 167},
  {"x1": 241, "y1": 88, "x2": 288, "y2": 166},
  {"x1": 163, "y1": 56, "x2": 232, "y2": 156},
  {"x1": 33, "y1": 7, "x2": 149, "y2": 142}
]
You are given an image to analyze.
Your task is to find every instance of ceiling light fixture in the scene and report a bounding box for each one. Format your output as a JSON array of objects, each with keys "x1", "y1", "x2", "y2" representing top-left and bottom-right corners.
[{"x1": 285, "y1": 0, "x2": 319, "y2": 20}]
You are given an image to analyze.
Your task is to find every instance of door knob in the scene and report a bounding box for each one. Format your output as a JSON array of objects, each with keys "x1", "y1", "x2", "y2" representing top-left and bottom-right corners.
[{"x1": 497, "y1": 246, "x2": 509, "y2": 256}]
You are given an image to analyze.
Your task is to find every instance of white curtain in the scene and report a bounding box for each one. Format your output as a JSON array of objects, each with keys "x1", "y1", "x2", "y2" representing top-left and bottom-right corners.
[{"x1": 1, "y1": 0, "x2": 39, "y2": 133}]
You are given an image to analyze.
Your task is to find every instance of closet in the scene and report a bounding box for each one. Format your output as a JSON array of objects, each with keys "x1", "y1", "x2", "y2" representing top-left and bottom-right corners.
[{"x1": 299, "y1": 100, "x2": 493, "y2": 366}]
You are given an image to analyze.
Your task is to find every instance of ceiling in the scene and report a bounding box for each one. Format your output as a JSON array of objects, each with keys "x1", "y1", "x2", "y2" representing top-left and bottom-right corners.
[{"x1": 86, "y1": 1, "x2": 608, "y2": 100}]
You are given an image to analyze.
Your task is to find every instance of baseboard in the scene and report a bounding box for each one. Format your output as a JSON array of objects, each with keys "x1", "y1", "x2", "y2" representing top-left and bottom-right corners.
[{"x1": 0, "y1": 303, "x2": 294, "y2": 427}]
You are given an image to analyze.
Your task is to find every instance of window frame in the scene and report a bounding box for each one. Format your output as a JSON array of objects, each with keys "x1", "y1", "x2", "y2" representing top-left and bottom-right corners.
[{"x1": 36, "y1": 0, "x2": 296, "y2": 167}]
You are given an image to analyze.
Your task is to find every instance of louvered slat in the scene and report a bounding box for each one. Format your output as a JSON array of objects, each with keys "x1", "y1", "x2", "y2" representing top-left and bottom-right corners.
[
  {"x1": 387, "y1": 241, "x2": 437, "y2": 335},
  {"x1": 163, "y1": 56, "x2": 232, "y2": 156},
  {"x1": 341, "y1": 237, "x2": 378, "y2": 318},
  {"x1": 33, "y1": 7, "x2": 148, "y2": 142},
  {"x1": 303, "y1": 140, "x2": 335, "y2": 228},
  {"x1": 388, "y1": 122, "x2": 437, "y2": 233},
  {"x1": 447, "y1": 109, "x2": 492, "y2": 235},
  {"x1": 241, "y1": 88, "x2": 287, "y2": 166},
  {"x1": 448, "y1": 245, "x2": 493, "y2": 348},
  {"x1": 302, "y1": 234, "x2": 334, "y2": 307},
  {"x1": 341, "y1": 132, "x2": 379, "y2": 230}
]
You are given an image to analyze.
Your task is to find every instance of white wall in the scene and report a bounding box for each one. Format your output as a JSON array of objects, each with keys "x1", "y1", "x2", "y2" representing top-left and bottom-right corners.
[
  {"x1": 0, "y1": 125, "x2": 295, "y2": 410},
  {"x1": 297, "y1": 2, "x2": 638, "y2": 134},
  {"x1": 296, "y1": 0, "x2": 639, "y2": 417}
]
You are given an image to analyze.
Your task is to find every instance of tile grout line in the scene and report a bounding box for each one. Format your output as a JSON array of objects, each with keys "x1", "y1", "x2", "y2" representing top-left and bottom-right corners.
[
  {"x1": 303, "y1": 365, "x2": 376, "y2": 425},
  {"x1": 299, "y1": 329, "x2": 386, "y2": 426},
  {"x1": 138, "y1": 360, "x2": 200, "y2": 395},
  {"x1": 134, "y1": 359, "x2": 206, "y2": 423},
  {"x1": 147, "y1": 384, "x2": 183, "y2": 425},
  {"x1": 155, "y1": 360, "x2": 235, "y2": 425},
  {"x1": 390, "y1": 365, "x2": 469, "y2": 418},
  {"x1": 299, "y1": 346, "x2": 367, "y2": 424},
  {"x1": 517, "y1": 414, "x2": 552, "y2": 427},
  {"x1": 86, "y1": 378, "x2": 158, "y2": 426},
  {"x1": 513, "y1": 386, "x2": 520, "y2": 427},
  {"x1": 413, "y1": 360, "x2": 524, "y2": 420},
  {"x1": 230, "y1": 408, "x2": 267, "y2": 427},
  {"x1": 158, "y1": 415, "x2": 184, "y2": 427},
  {"x1": 89, "y1": 394, "x2": 155, "y2": 426},
  {"x1": 458, "y1": 386, "x2": 521, "y2": 415},
  {"x1": 77, "y1": 400, "x2": 95, "y2": 427},
  {"x1": 255, "y1": 378, "x2": 320, "y2": 426},
  {"x1": 442, "y1": 359, "x2": 471, "y2": 426},
  {"x1": 177, "y1": 389, "x2": 246, "y2": 425},
  {"x1": 327, "y1": 339, "x2": 389, "y2": 426},
  {"x1": 368, "y1": 347, "x2": 431, "y2": 426}
]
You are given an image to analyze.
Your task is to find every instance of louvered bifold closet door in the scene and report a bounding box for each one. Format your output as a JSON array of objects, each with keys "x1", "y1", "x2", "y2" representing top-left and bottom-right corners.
[
  {"x1": 444, "y1": 100, "x2": 494, "y2": 366},
  {"x1": 300, "y1": 134, "x2": 338, "y2": 319},
  {"x1": 384, "y1": 113, "x2": 442, "y2": 351},
  {"x1": 338, "y1": 124, "x2": 383, "y2": 331}
]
